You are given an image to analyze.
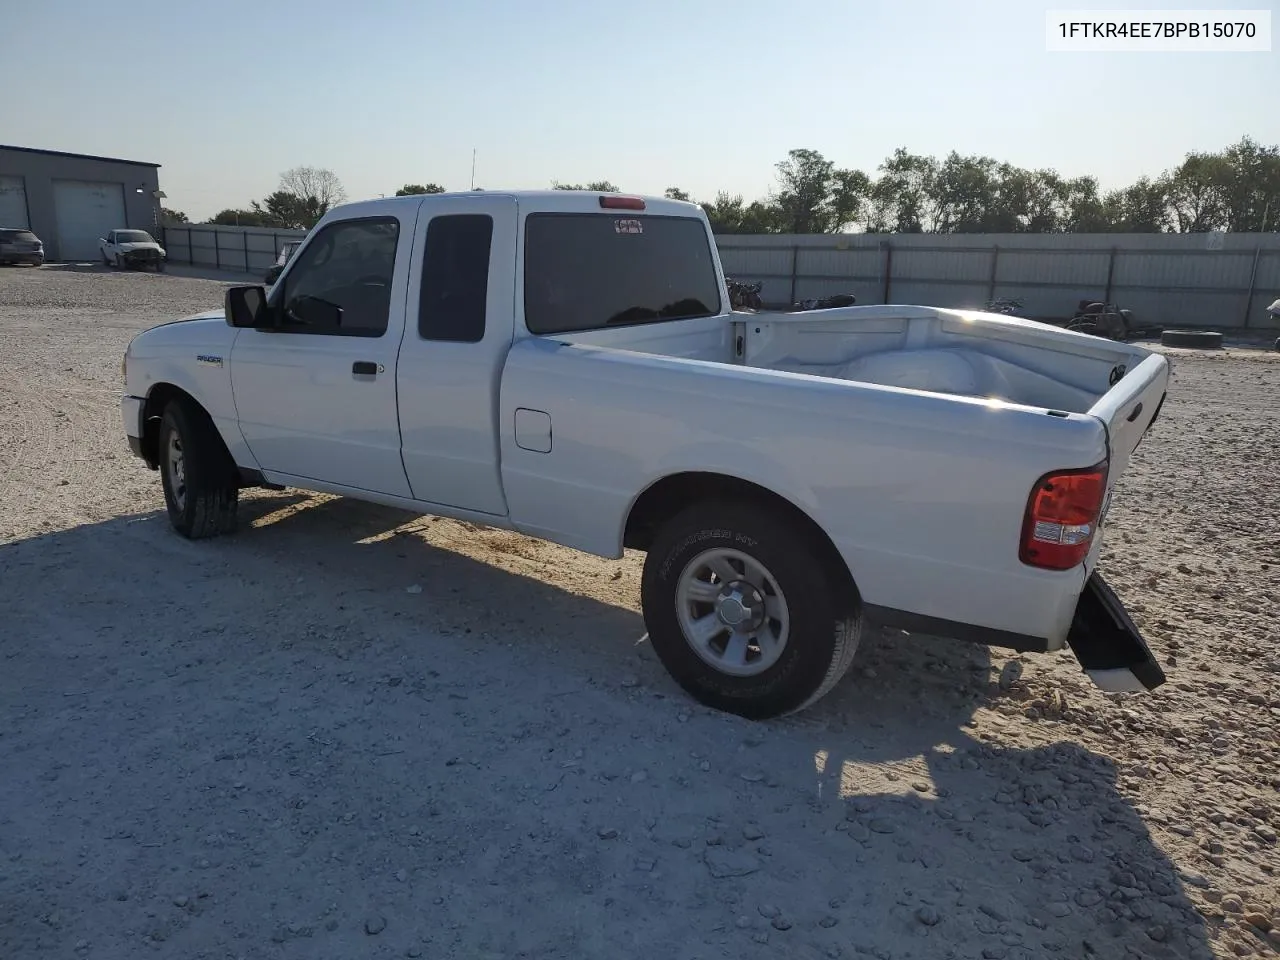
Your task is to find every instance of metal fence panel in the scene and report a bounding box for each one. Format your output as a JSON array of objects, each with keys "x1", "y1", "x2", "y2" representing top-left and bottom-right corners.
[
  {"x1": 712, "y1": 232, "x2": 1280, "y2": 328},
  {"x1": 161, "y1": 224, "x2": 307, "y2": 275},
  {"x1": 159, "y1": 224, "x2": 1280, "y2": 328}
]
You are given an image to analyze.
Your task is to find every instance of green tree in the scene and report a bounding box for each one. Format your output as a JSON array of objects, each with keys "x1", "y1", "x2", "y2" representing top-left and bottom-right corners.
[
  {"x1": 1166, "y1": 152, "x2": 1229, "y2": 232},
  {"x1": 663, "y1": 187, "x2": 691, "y2": 201},
  {"x1": 866, "y1": 148, "x2": 937, "y2": 233},
  {"x1": 700, "y1": 192, "x2": 786, "y2": 234},
  {"x1": 395, "y1": 183, "x2": 446, "y2": 196},
  {"x1": 831, "y1": 169, "x2": 871, "y2": 232},
  {"x1": 246, "y1": 166, "x2": 346, "y2": 229},
  {"x1": 250, "y1": 190, "x2": 324, "y2": 230},
  {"x1": 1214, "y1": 136, "x2": 1280, "y2": 231},
  {"x1": 772, "y1": 149, "x2": 838, "y2": 233},
  {"x1": 1017, "y1": 169, "x2": 1072, "y2": 233},
  {"x1": 1103, "y1": 176, "x2": 1172, "y2": 232},
  {"x1": 930, "y1": 153, "x2": 1003, "y2": 233},
  {"x1": 209, "y1": 208, "x2": 267, "y2": 227},
  {"x1": 161, "y1": 207, "x2": 189, "y2": 224}
]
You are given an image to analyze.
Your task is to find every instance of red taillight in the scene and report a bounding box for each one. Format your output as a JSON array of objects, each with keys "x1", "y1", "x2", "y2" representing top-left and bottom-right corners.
[
  {"x1": 599, "y1": 195, "x2": 645, "y2": 210},
  {"x1": 1019, "y1": 463, "x2": 1109, "y2": 570}
]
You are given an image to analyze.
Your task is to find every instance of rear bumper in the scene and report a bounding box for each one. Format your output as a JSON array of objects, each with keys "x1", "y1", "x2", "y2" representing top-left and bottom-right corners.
[
  {"x1": 865, "y1": 569, "x2": 1165, "y2": 694},
  {"x1": 0, "y1": 253, "x2": 43, "y2": 265}
]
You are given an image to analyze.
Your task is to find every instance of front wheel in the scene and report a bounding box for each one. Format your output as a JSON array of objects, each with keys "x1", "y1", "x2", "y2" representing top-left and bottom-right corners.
[
  {"x1": 640, "y1": 500, "x2": 861, "y2": 719},
  {"x1": 158, "y1": 399, "x2": 240, "y2": 539}
]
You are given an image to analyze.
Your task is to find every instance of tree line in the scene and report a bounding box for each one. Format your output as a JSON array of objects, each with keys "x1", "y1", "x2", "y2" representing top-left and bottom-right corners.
[
  {"x1": 175, "y1": 137, "x2": 1277, "y2": 235},
  {"x1": 691, "y1": 136, "x2": 1277, "y2": 235}
]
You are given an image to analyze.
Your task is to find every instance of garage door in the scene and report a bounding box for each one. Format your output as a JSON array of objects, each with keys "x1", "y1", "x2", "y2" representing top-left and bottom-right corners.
[
  {"x1": 53, "y1": 180, "x2": 126, "y2": 261},
  {"x1": 0, "y1": 176, "x2": 29, "y2": 228}
]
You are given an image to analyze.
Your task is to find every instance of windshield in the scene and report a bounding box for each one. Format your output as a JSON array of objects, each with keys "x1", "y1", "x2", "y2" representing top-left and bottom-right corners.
[
  {"x1": 523, "y1": 213, "x2": 722, "y2": 335},
  {"x1": 0, "y1": 229, "x2": 38, "y2": 242},
  {"x1": 117, "y1": 231, "x2": 154, "y2": 243}
]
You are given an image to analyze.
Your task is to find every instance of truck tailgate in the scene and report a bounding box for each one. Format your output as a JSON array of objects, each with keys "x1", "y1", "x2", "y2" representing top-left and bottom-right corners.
[
  {"x1": 1066, "y1": 350, "x2": 1170, "y2": 693},
  {"x1": 1087, "y1": 351, "x2": 1170, "y2": 513}
]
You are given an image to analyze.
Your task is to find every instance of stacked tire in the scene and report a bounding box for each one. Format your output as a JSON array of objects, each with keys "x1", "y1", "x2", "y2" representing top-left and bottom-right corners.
[{"x1": 1160, "y1": 330, "x2": 1223, "y2": 349}]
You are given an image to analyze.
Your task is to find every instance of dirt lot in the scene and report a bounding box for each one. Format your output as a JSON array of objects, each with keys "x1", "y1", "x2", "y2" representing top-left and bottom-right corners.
[{"x1": 1, "y1": 265, "x2": 1277, "y2": 960}]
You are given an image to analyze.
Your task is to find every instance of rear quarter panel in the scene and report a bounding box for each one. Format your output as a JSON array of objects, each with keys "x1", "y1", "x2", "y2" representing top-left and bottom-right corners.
[{"x1": 499, "y1": 335, "x2": 1110, "y2": 646}]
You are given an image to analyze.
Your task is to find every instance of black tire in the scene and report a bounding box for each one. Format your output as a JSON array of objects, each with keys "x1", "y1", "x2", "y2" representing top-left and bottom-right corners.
[
  {"x1": 157, "y1": 399, "x2": 239, "y2": 539},
  {"x1": 155, "y1": 260, "x2": 165, "y2": 273},
  {"x1": 640, "y1": 500, "x2": 861, "y2": 720},
  {"x1": 1160, "y1": 329, "x2": 1223, "y2": 349},
  {"x1": 1066, "y1": 320, "x2": 1101, "y2": 337}
]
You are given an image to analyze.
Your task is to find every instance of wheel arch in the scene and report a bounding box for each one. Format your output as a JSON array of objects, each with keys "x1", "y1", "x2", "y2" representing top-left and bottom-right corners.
[
  {"x1": 140, "y1": 383, "x2": 224, "y2": 469},
  {"x1": 622, "y1": 471, "x2": 860, "y2": 606}
]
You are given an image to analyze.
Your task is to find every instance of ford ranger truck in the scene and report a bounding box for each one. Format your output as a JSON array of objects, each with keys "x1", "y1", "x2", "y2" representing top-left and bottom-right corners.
[{"x1": 119, "y1": 190, "x2": 1170, "y2": 720}]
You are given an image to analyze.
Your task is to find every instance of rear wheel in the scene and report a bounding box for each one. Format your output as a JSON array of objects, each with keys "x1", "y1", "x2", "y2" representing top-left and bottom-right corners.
[
  {"x1": 641, "y1": 500, "x2": 861, "y2": 719},
  {"x1": 158, "y1": 399, "x2": 239, "y2": 539}
]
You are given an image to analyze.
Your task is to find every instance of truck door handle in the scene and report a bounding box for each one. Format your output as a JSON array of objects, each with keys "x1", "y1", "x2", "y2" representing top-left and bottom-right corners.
[
  {"x1": 1126, "y1": 402, "x2": 1143, "y2": 422},
  {"x1": 352, "y1": 361, "x2": 378, "y2": 376}
]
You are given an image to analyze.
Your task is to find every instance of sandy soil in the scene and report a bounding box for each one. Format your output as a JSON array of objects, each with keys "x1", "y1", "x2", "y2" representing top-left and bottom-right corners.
[{"x1": 1, "y1": 264, "x2": 1277, "y2": 960}]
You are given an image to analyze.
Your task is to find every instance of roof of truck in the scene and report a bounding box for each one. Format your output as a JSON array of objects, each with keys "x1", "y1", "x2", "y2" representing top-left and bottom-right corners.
[{"x1": 326, "y1": 190, "x2": 703, "y2": 219}]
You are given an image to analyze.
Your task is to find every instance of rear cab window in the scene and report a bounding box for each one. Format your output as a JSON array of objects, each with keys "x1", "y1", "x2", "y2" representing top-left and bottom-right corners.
[
  {"x1": 419, "y1": 214, "x2": 493, "y2": 342},
  {"x1": 523, "y1": 213, "x2": 722, "y2": 335}
]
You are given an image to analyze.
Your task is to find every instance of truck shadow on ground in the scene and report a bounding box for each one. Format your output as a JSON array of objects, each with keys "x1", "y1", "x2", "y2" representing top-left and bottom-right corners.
[{"x1": 0, "y1": 493, "x2": 1219, "y2": 960}]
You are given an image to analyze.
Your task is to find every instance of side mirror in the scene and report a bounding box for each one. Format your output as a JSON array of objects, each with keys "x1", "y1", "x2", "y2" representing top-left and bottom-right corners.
[{"x1": 226, "y1": 285, "x2": 269, "y2": 328}]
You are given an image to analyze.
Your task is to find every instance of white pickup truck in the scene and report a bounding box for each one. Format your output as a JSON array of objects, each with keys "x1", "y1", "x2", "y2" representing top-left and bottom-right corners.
[{"x1": 120, "y1": 190, "x2": 1171, "y2": 719}]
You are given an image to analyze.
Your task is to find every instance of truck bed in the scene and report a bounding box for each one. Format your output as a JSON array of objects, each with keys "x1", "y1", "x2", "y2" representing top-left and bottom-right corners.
[{"x1": 563, "y1": 304, "x2": 1152, "y2": 416}]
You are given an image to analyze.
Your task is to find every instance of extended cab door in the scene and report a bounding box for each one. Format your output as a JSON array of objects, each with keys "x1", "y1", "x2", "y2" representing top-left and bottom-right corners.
[
  {"x1": 395, "y1": 194, "x2": 518, "y2": 515},
  {"x1": 229, "y1": 210, "x2": 417, "y2": 498}
]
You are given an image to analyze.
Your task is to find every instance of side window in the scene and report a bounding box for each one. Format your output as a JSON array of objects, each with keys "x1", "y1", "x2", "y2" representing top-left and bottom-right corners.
[
  {"x1": 277, "y1": 217, "x2": 400, "y2": 337},
  {"x1": 418, "y1": 214, "x2": 493, "y2": 343}
]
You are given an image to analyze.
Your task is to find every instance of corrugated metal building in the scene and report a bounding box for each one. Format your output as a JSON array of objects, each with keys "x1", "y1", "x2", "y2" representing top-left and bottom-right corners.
[{"x1": 0, "y1": 145, "x2": 163, "y2": 262}]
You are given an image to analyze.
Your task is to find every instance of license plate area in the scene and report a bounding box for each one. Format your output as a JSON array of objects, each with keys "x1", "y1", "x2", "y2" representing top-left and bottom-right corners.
[{"x1": 1067, "y1": 572, "x2": 1166, "y2": 693}]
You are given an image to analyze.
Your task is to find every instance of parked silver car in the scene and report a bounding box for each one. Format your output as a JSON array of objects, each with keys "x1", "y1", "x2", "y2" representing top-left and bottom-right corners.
[{"x1": 0, "y1": 227, "x2": 45, "y2": 266}]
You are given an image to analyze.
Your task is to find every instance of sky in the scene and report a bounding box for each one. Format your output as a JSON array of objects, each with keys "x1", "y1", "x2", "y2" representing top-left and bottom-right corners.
[{"x1": 2, "y1": 0, "x2": 1275, "y2": 221}]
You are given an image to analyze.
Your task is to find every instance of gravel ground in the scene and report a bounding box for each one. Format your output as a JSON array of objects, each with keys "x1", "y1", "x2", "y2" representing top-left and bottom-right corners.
[{"x1": 1, "y1": 265, "x2": 1277, "y2": 960}]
